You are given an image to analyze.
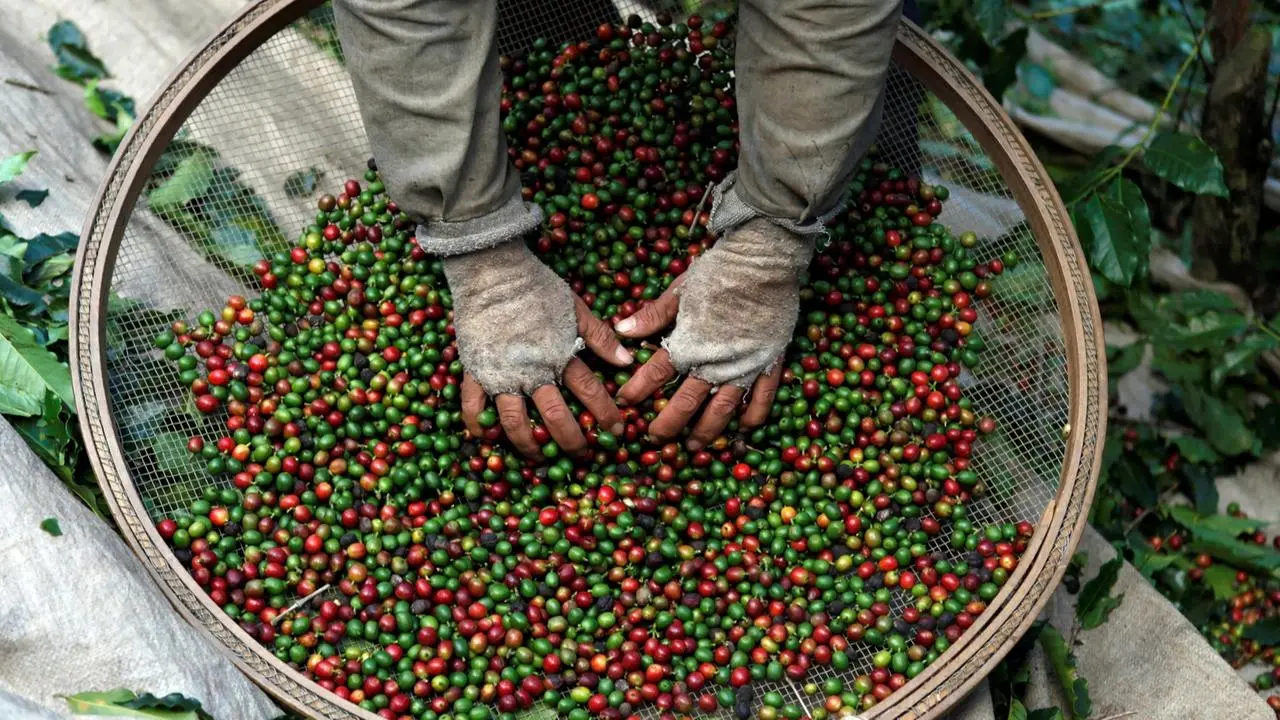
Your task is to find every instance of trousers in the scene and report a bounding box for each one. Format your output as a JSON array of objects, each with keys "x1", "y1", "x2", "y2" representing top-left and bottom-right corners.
[{"x1": 333, "y1": 0, "x2": 903, "y2": 253}]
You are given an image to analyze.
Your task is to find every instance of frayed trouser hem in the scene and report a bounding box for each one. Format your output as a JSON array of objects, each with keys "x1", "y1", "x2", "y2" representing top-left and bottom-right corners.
[{"x1": 415, "y1": 195, "x2": 543, "y2": 257}]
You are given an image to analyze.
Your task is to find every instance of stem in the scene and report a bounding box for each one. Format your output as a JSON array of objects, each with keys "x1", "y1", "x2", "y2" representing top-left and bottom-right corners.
[
  {"x1": 2, "y1": 78, "x2": 53, "y2": 95},
  {"x1": 1177, "y1": 1, "x2": 1213, "y2": 75},
  {"x1": 1071, "y1": 24, "x2": 1210, "y2": 203},
  {"x1": 1254, "y1": 318, "x2": 1280, "y2": 344},
  {"x1": 1122, "y1": 507, "x2": 1153, "y2": 538},
  {"x1": 271, "y1": 583, "x2": 331, "y2": 626}
]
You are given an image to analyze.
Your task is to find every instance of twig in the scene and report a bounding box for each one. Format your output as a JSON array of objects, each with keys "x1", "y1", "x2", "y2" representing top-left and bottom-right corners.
[
  {"x1": 270, "y1": 583, "x2": 330, "y2": 626},
  {"x1": 1072, "y1": 24, "x2": 1210, "y2": 202},
  {"x1": 1122, "y1": 507, "x2": 1153, "y2": 537},
  {"x1": 1176, "y1": 2, "x2": 1213, "y2": 75},
  {"x1": 1096, "y1": 713, "x2": 1139, "y2": 720},
  {"x1": 3, "y1": 78, "x2": 54, "y2": 95},
  {"x1": 1171, "y1": 62, "x2": 1200, "y2": 136}
]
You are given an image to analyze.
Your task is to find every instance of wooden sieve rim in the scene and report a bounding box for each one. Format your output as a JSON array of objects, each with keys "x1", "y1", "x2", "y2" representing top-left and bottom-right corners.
[{"x1": 69, "y1": 1, "x2": 1106, "y2": 718}]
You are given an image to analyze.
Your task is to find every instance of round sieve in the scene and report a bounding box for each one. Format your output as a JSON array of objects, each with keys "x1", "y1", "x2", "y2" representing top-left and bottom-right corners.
[{"x1": 70, "y1": 1, "x2": 1106, "y2": 718}]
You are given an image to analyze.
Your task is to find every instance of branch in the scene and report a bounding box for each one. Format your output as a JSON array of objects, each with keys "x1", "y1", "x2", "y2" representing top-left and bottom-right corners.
[{"x1": 1072, "y1": 24, "x2": 1211, "y2": 201}]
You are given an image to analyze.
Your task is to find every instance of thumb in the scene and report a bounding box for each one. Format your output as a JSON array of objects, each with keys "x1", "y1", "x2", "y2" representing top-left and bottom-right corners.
[
  {"x1": 614, "y1": 276, "x2": 684, "y2": 338},
  {"x1": 576, "y1": 296, "x2": 634, "y2": 366}
]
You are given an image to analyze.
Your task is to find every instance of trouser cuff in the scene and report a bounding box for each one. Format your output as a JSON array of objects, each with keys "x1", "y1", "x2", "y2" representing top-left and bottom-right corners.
[
  {"x1": 706, "y1": 171, "x2": 844, "y2": 239},
  {"x1": 415, "y1": 195, "x2": 543, "y2": 257}
]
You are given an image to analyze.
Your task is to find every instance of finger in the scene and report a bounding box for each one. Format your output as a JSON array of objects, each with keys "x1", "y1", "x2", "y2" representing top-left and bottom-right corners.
[
  {"x1": 563, "y1": 358, "x2": 624, "y2": 435},
  {"x1": 461, "y1": 374, "x2": 487, "y2": 438},
  {"x1": 613, "y1": 276, "x2": 685, "y2": 338},
  {"x1": 649, "y1": 377, "x2": 712, "y2": 442},
  {"x1": 576, "y1": 296, "x2": 633, "y2": 366},
  {"x1": 616, "y1": 348, "x2": 678, "y2": 406},
  {"x1": 687, "y1": 385, "x2": 746, "y2": 450},
  {"x1": 495, "y1": 394, "x2": 539, "y2": 458},
  {"x1": 742, "y1": 362, "x2": 783, "y2": 428},
  {"x1": 531, "y1": 385, "x2": 588, "y2": 457}
]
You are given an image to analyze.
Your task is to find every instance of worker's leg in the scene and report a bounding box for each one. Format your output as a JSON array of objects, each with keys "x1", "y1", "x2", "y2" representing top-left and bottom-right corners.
[
  {"x1": 712, "y1": 0, "x2": 903, "y2": 236},
  {"x1": 333, "y1": 0, "x2": 539, "y2": 255}
]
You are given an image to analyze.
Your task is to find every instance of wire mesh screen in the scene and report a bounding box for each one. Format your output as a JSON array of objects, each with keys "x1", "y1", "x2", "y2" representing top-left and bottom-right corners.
[{"x1": 96, "y1": 1, "x2": 1075, "y2": 718}]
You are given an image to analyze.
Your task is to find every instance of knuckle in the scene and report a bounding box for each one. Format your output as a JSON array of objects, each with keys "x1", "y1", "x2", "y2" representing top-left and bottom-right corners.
[
  {"x1": 498, "y1": 405, "x2": 526, "y2": 427},
  {"x1": 670, "y1": 392, "x2": 702, "y2": 415},
  {"x1": 540, "y1": 402, "x2": 572, "y2": 426}
]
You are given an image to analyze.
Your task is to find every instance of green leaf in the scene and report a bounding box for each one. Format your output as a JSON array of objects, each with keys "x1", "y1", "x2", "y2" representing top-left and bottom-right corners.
[
  {"x1": 1150, "y1": 345, "x2": 1206, "y2": 385},
  {"x1": 1027, "y1": 710, "x2": 1064, "y2": 720},
  {"x1": 1135, "y1": 552, "x2": 1180, "y2": 576},
  {"x1": 24, "y1": 231, "x2": 78, "y2": 265},
  {"x1": 0, "y1": 151, "x2": 37, "y2": 185},
  {"x1": 1144, "y1": 132, "x2": 1230, "y2": 198},
  {"x1": 0, "y1": 315, "x2": 74, "y2": 415},
  {"x1": 1106, "y1": 342, "x2": 1145, "y2": 377},
  {"x1": 148, "y1": 149, "x2": 215, "y2": 211},
  {"x1": 1076, "y1": 556, "x2": 1125, "y2": 630},
  {"x1": 1059, "y1": 145, "x2": 1126, "y2": 204},
  {"x1": 1008, "y1": 699, "x2": 1028, "y2": 720},
  {"x1": 1170, "y1": 436, "x2": 1220, "y2": 465},
  {"x1": 985, "y1": 28, "x2": 1029, "y2": 101},
  {"x1": 1157, "y1": 311, "x2": 1249, "y2": 352},
  {"x1": 16, "y1": 189, "x2": 48, "y2": 207},
  {"x1": 1074, "y1": 178, "x2": 1151, "y2": 286},
  {"x1": 13, "y1": 391, "x2": 75, "y2": 481},
  {"x1": 1108, "y1": 454, "x2": 1157, "y2": 507},
  {"x1": 1201, "y1": 564, "x2": 1238, "y2": 601},
  {"x1": 283, "y1": 167, "x2": 324, "y2": 198},
  {"x1": 124, "y1": 693, "x2": 214, "y2": 720},
  {"x1": 1243, "y1": 617, "x2": 1280, "y2": 645},
  {"x1": 61, "y1": 689, "x2": 201, "y2": 719},
  {"x1": 1187, "y1": 528, "x2": 1280, "y2": 575},
  {"x1": 31, "y1": 253, "x2": 75, "y2": 285},
  {"x1": 1168, "y1": 506, "x2": 1265, "y2": 535},
  {"x1": 1211, "y1": 333, "x2": 1278, "y2": 387},
  {"x1": 1181, "y1": 387, "x2": 1254, "y2": 456},
  {"x1": 971, "y1": 0, "x2": 1010, "y2": 43},
  {"x1": 47, "y1": 20, "x2": 110, "y2": 85},
  {"x1": 1181, "y1": 464, "x2": 1219, "y2": 515},
  {"x1": 0, "y1": 274, "x2": 46, "y2": 309},
  {"x1": 151, "y1": 432, "x2": 205, "y2": 476},
  {"x1": 83, "y1": 80, "x2": 136, "y2": 123},
  {"x1": 1256, "y1": 402, "x2": 1280, "y2": 450},
  {"x1": 1039, "y1": 625, "x2": 1091, "y2": 719},
  {"x1": 40, "y1": 517, "x2": 62, "y2": 536},
  {"x1": 994, "y1": 259, "x2": 1053, "y2": 307},
  {"x1": 515, "y1": 707, "x2": 558, "y2": 720}
]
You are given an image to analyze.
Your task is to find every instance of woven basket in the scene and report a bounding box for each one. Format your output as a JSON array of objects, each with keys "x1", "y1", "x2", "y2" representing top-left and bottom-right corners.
[{"x1": 70, "y1": 1, "x2": 1106, "y2": 718}]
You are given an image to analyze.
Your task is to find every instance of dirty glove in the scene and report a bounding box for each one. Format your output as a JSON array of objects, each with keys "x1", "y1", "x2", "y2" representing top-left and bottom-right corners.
[
  {"x1": 615, "y1": 218, "x2": 814, "y2": 448},
  {"x1": 443, "y1": 239, "x2": 631, "y2": 459}
]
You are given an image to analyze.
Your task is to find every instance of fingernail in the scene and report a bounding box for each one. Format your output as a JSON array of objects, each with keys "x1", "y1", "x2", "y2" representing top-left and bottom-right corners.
[
  {"x1": 610, "y1": 422, "x2": 625, "y2": 435},
  {"x1": 615, "y1": 346, "x2": 634, "y2": 364},
  {"x1": 686, "y1": 439, "x2": 703, "y2": 451},
  {"x1": 615, "y1": 317, "x2": 636, "y2": 334}
]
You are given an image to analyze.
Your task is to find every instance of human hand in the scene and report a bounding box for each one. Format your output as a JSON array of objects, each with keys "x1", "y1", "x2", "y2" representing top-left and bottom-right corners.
[
  {"x1": 614, "y1": 219, "x2": 814, "y2": 449},
  {"x1": 444, "y1": 240, "x2": 633, "y2": 459}
]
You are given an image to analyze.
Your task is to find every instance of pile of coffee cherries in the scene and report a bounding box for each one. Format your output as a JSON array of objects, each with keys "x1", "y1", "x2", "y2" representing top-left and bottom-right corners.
[{"x1": 152, "y1": 12, "x2": 1032, "y2": 720}]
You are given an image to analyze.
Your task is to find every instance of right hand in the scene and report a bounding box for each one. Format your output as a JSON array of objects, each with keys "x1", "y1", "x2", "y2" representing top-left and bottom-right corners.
[{"x1": 443, "y1": 240, "x2": 633, "y2": 459}]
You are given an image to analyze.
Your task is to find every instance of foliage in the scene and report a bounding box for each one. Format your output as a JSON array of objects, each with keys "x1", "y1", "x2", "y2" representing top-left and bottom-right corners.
[
  {"x1": 62, "y1": 689, "x2": 214, "y2": 720},
  {"x1": 1076, "y1": 557, "x2": 1125, "y2": 630},
  {"x1": 919, "y1": 0, "x2": 1280, "y2": 714},
  {"x1": 0, "y1": 152, "x2": 103, "y2": 515}
]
